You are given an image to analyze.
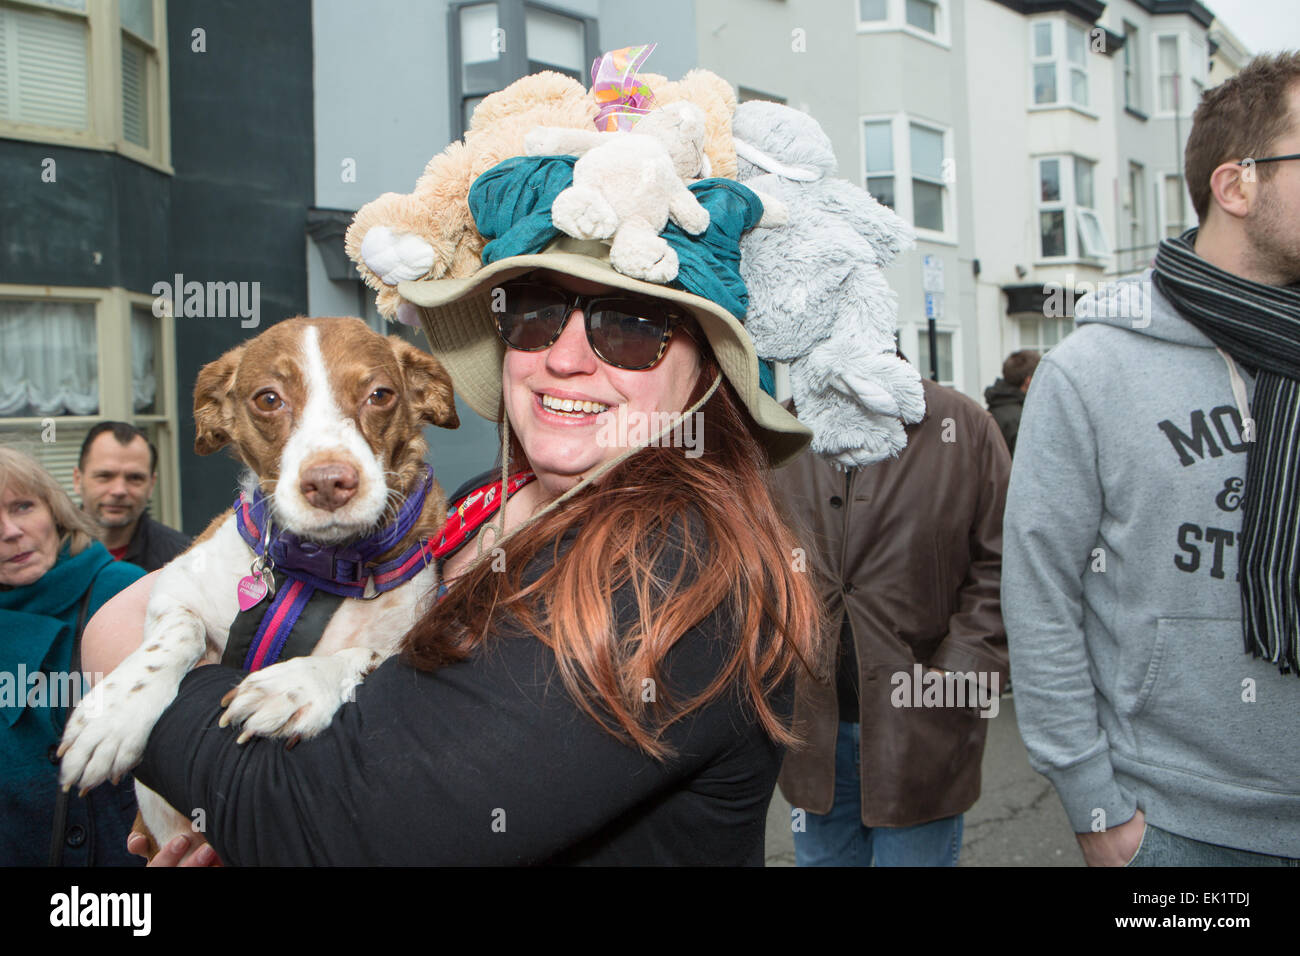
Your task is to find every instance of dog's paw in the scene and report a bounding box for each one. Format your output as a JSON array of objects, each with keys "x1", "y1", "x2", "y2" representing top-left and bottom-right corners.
[
  {"x1": 218, "y1": 653, "x2": 379, "y2": 744},
  {"x1": 58, "y1": 676, "x2": 173, "y2": 793},
  {"x1": 359, "y1": 226, "x2": 436, "y2": 285}
]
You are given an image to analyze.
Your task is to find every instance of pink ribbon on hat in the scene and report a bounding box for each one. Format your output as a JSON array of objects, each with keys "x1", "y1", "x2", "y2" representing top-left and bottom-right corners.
[{"x1": 591, "y1": 43, "x2": 658, "y2": 132}]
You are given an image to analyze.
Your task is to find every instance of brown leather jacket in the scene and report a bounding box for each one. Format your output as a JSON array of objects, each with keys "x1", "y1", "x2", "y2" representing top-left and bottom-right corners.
[{"x1": 772, "y1": 378, "x2": 1010, "y2": 827}]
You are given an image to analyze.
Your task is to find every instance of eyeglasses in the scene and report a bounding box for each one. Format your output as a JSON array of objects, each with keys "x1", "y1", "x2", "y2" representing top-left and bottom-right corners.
[
  {"x1": 1237, "y1": 153, "x2": 1300, "y2": 166},
  {"x1": 491, "y1": 278, "x2": 692, "y2": 371}
]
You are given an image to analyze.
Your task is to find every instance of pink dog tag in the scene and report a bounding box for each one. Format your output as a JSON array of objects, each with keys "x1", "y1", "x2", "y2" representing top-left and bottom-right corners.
[{"x1": 236, "y1": 574, "x2": 269, "y2": 612}]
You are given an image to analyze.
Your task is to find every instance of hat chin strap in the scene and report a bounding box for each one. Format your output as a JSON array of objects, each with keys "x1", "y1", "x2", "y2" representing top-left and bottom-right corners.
[{"x1": 473, "y1": 372, "x2": 724, "y2": 560}]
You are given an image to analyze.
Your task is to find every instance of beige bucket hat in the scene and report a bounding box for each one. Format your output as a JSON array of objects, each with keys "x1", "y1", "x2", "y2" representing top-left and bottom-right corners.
[{"x1": 398, "y1": 236, "x2": 812, "y2": 468}]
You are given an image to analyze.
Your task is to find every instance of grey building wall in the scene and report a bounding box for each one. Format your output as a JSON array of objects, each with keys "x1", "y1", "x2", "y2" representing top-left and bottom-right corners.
[
  {"x1": 170, "y1": 0, "x2": 316, "y2": 532},
  {"x1": 0, "y1": 144, "x2": 168, "y2": 293}
]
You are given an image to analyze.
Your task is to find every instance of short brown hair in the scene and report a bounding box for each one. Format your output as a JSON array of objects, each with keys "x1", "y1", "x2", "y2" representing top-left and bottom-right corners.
[
  {"x1": 1003, "y1": 350, "x2": 1041, "y2": 387},
  {"x1": 1185, "y1": 51, "x2": 1300, "y2": 224},
  {"x1": 0, "y1": 445, "x2": 102, "y2": 558},
  {"x1": 79, "y1": 421, "x2": 157, "y2": 473}
]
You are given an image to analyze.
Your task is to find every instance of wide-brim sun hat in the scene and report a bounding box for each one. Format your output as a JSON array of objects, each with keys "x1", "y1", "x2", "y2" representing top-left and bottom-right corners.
[{"x1": 398, "y1": 235, "x2": 812, "y2": 468}]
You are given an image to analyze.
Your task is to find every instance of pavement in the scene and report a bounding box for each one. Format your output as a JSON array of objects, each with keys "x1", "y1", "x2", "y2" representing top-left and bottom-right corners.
[{"x1": 764, "y1": 693, "x2": 1085, "y2": 866}]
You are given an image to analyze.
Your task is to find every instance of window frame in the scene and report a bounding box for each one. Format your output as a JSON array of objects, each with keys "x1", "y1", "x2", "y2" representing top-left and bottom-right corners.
[
  {"x1": 1160, "y1": 172, "x2": 1189, "y2": 240},
  {"x1": 1122, "y1": 20, "x2": 1142, "y2": 113},
  {"x1": 1026, "y1": 16, "x2": 1096, "y2": 116},
  {"x1": 1123, "y1": 160, "x2": 1146, "y2": 270},
  {"x1": 1034, "y1": 153, "x2": 1109, "y2": 264},
  {"x1": 856, "y1": 0, "x2": 951, "y2": 49},
  {"x1": 913, "y1": 324, "x2": 959, "y2": 389},
  {"x1": 1014, "y1": 312, "x2": 1073, "y2": 354},
  {"x1": 861, "y1": 111, "x2": 956, "y2": 245},
  {"x1": 448, "y1": 0, "x2": 599, "y2": 141},
  {"x1": 0, "y1": 282, "x2": 180, "y2": 527},
  {"x1": 1153, "y1": 31, "x2": 1205, "y2": 118},
  {"x1": 0, "y1": 0, "x2": 171, "y2": 172}
]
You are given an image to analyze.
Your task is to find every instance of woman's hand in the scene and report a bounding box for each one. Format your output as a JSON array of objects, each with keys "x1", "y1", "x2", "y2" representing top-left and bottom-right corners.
[{"x1": 128, "y1": 832, "x2": 223, "y2": 867}]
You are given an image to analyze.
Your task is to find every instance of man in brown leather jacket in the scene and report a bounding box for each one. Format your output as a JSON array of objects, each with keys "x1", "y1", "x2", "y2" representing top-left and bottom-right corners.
[{"x1": 772, "y1": 374, "x2": 1010, "y2": 865}]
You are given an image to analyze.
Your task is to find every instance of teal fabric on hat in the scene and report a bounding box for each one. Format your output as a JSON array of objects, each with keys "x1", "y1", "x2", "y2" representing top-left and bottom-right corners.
[
  {"x1": 663, "y1": 177, "x2": 763, "y2": 322},
  {"x1": 470, "y1": 155, "x2": 577, "y2": 265},
  {"x1": 468, "y1": 156, "x2": 765, "y2": 323}
]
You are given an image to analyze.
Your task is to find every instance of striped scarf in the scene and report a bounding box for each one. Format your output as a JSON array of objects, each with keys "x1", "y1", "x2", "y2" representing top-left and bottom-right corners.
[{"x1": 1152, "y1": 229, "x2": 1300, "y2": 676}]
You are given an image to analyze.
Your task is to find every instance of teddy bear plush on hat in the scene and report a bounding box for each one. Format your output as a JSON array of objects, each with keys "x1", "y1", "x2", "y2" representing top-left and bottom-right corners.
[
  {"x1": 731, "y1": 100, "x2": 925, "y2": 469},
  {"x1": 346, "y1": 71, "x2": 595, "y2": 323},
  {"x1": 346, "y1": 67, "x2": 746, "y2": 320}
]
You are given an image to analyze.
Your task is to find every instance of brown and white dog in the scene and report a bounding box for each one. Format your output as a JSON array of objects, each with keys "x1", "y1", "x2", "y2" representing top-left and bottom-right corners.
[{"x1": 57, "y1": 316, "x2": 457, "y2": 854}]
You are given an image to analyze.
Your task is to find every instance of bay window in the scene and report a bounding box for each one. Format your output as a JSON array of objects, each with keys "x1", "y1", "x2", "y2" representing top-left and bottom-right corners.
[
  {"x1": 1029, "y1": 18, "x2": 1091, "y2": 110},
  {"x1": 1036, "y1": 155, "x2": 1109, "y2": 261}
]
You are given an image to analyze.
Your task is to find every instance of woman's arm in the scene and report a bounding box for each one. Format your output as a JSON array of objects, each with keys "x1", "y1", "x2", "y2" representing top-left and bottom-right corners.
[
  {"x1": 134, "y1": 596, "x2": 751, "y2": 865},
  {"x1": 81, "y1": 571, "x2": 159, "y2": 682}
]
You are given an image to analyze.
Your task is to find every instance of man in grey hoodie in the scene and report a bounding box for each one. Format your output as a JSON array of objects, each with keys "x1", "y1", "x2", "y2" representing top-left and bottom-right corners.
[{"x1": 1004, "y1": 52, "x2": 1300, "y2": 866}]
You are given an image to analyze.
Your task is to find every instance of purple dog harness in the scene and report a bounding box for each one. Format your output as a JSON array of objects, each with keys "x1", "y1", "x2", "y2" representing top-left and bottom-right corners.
[{"x1": 225, "y1": 465, "x2": 440, "y2": 671}]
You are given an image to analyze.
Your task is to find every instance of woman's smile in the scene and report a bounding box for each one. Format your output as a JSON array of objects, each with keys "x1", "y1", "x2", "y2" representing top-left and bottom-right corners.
[{"x1": 533, "y1": 388, "x2": 614, "y2": 422}]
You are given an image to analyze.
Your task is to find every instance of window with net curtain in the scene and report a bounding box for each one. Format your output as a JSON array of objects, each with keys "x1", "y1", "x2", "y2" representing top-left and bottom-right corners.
[{"x1": 0, "y1": 301, "x2": 156, "y2": 416}]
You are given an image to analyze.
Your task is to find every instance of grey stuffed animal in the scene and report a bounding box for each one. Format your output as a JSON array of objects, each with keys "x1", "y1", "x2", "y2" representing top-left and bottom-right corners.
[{"x1": 732, "y1": 100, "x2": 925, "y2": 468}]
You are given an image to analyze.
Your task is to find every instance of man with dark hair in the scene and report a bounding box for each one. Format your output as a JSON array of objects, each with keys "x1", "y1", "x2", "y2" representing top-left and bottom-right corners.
[
  {"x1": 1004, "y1": 52, "x2": 1300, "y2": 866},
  {"x1": 984, "y1": 350, "x2": 1040, "y2": 457},
  {"x1": 73, "y1": 422, "x2": 189, "y2": 572}
]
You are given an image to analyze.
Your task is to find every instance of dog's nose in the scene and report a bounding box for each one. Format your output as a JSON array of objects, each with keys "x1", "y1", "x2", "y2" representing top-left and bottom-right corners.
[{"x1": 300, "y1": 463, "x2": 359, "y2": 511}]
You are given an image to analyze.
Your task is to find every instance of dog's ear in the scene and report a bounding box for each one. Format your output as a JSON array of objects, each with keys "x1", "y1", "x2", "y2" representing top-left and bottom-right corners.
[
  {"x1": 193, "y1": 345, "x2": 246, "y2": 455},
  {"x1": 390, "y1": 337, "x2": 459, "y2": 429}
]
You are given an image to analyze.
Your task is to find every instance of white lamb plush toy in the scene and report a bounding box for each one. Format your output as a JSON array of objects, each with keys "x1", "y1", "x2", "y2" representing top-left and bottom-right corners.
[{"x1": 525, "y1": 101, "x2": 714, "y2": 282}]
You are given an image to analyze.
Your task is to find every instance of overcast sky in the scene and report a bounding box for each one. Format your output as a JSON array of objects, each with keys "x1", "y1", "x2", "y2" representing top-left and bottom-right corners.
[{"x1": 1205, "y1": 0, "x2": 1300, "y2": 55}]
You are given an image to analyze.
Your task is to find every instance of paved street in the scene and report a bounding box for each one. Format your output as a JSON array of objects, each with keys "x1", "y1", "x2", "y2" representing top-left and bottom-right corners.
[{"x1": 765, "y1": 694, "x2": 1084, "y2": 866}]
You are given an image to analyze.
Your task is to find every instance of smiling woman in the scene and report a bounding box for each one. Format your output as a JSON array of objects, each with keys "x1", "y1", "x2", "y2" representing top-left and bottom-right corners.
[
  {"x1": 120, "y1": 237, "x2": 824, "y2": 864},
  {"x1": 81, "y1": 61, "x2": 842, "y2": 866}
]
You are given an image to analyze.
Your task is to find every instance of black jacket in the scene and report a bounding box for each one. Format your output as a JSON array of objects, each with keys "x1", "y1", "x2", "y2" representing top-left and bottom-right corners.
[
  {"x1": 121, "y1": 512, "x2": 190, "y2": 573},
  {"x1": 983, "y1": 378, "x2": 1026, "y2": 458},
  {"x1": 136, "y1": 512, "x2": 790, "y2": 865}
]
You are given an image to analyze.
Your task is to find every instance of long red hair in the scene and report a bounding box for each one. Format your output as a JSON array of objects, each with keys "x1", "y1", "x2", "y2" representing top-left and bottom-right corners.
[{"x1": 402, "y1": 354, "x2": 824, "y2": 759}]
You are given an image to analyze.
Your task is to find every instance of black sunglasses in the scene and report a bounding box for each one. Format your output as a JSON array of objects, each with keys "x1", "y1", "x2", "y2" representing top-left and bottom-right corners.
[{"x1": 491, "y1": 278, "x2": 692, "y2": 371}]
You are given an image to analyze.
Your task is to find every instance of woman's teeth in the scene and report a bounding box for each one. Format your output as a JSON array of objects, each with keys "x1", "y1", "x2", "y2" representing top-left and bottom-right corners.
[{"x1": 540, "y1": 393, "x2": 608, "y2": 415}]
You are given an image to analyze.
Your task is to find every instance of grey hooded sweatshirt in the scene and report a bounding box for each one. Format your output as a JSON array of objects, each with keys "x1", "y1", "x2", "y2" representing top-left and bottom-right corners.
[{"x1": 1003, "y1": 269, "x2": 1300, "y2": 858}]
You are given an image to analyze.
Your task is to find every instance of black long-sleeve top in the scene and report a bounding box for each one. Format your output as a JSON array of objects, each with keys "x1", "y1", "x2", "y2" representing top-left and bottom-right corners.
[{"x1": 135, "y1": 515, "x2": 791, "y2": 865}]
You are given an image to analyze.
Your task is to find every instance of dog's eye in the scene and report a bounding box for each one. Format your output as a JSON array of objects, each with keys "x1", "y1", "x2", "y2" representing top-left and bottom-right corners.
[
  {"x1": 253, "y1": 390, "x2": 284, "y2": 412},
  {"x1": 367, "y1": 388, "x2": 395, "y2": 407}
]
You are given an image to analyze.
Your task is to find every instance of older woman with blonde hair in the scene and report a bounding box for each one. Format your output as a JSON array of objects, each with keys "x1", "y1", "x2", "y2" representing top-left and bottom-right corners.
[{"x1": 0, "y1": 445, "x2": 145, "y2": 866}]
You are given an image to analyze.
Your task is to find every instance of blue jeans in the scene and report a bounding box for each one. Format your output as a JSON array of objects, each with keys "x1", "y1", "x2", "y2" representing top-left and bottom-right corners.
[
  {"x1": 1126, "y1": 822, "x2": 1300, "y2": 867},
  {"x1": 793, "y1": 721, "x2": 963, "y2": 867}
]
